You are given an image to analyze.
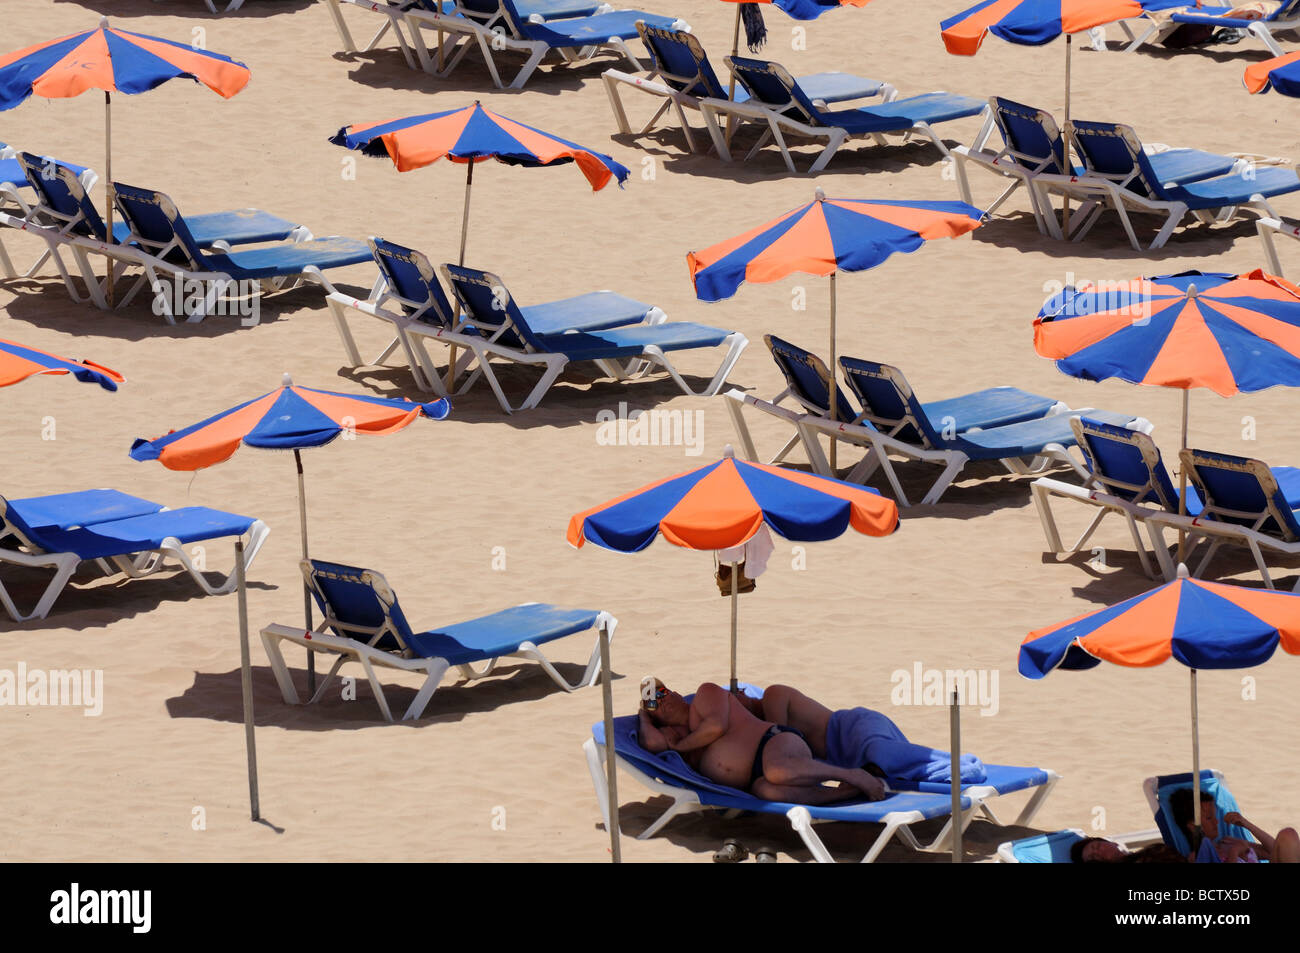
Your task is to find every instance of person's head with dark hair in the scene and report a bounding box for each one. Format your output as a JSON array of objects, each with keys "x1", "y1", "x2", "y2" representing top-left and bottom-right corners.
[
  {"x1": 1123, "y1": 844, "x2": 1188, "y2": 863},
  {"x1": 1170, "y1": 787, "x2": 1217, "y2": 840},
  {"x1": 1070, "y1": 837, "x2": 1126, "y2": 863}
]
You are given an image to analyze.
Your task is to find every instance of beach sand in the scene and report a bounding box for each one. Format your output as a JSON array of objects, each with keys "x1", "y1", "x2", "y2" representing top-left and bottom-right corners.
[{"x1": 1, "y1": 0, "x2": 1298, "y2": 863}]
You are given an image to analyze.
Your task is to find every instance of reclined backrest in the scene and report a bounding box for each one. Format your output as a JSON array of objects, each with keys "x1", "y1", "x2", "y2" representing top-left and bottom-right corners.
[
  {"x1": 638, "y1": 23, "x2": 726, "y2": 98},
  {"x1": 1070, "y1": 121, "x2": 1167, "y2": 200},
  {"x1": 1181, "y1": 448, "x2": 1300, "y2": 540},
  {"x1": 991, "y1": 97, "x2": 1070, "y2": 175},
  {"x1": 19, "y1": 153, "x2": 107, "y2": 241},
  {"x1": 302, "y1": 559, "x2": 419, "y2": 653},
  {"x1": 441, "y1": 263, "x2": 546, "y2": 352},
  {"x1": 1072, "y1": 417, "x2": 1181, "y2": 510},
  {"x1": 839, "y1": 357, "x2": 940, "y2": 447},
  {"x1": 370, "y1": 238, "x2": 456, "y2": 326},
  {"x1": 764, "y1": 334, "x2": 855, "y2": 422},
  {"x1": 111, "y1": 183, "x2": 207, "y2": 268},
  {"x1": 727, "y1": 56, "x2": 820, "y2": 124},
  {"x1": 456, "y1": 0, "x2": 506, "y2": 25}
]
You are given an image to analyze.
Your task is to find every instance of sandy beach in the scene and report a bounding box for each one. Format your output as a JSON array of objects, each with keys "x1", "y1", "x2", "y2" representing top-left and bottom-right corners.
[{"x1": 2, "y1": 0, "x2": 1299, "y2": 865}]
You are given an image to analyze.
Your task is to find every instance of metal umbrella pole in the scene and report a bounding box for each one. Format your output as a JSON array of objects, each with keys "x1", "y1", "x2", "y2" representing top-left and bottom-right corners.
[
  {"x1": 598, "y1": 625, "x2": 621, "y2": 863},
  {"x1": 445, "y1": 158, "x2": 475, "y2": 391},
  {"x1": 105, "y1": 91, "x2": 115, "y2": 307},
  {"x1": 729, "y1": 559, "x2": 741, "y2": 691},
  {"x1": 294, "y1": 448, "x2": 315, "y2": 692},
  {"x1": 950, "y1": 689, "x2": 962, "y2": 862}
]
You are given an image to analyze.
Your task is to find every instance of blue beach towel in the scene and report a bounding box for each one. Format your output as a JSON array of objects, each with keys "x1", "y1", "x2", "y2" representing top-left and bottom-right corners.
[{"x1": 825, "y1": 707, "x2": 987, "y2": 784}]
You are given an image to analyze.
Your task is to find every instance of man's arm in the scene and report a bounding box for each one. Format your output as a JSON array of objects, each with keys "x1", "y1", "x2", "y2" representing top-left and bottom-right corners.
[
  {"x1": 638, "y1": 709, "x2": 671, "y2": 754},
  {"x1": 667, "y1": 684, "x2": 730, "y2": 753}
]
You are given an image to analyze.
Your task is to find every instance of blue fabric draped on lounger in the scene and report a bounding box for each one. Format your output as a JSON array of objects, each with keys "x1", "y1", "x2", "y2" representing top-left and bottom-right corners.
[{"x1": 825, "y1": 707, "x2": 987, "y2": 783}]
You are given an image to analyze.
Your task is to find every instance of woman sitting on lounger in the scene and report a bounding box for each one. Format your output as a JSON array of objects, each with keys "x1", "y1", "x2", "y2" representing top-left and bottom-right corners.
[{"x1": 637, "y1": 679, "x2": 886, "y2": 804}]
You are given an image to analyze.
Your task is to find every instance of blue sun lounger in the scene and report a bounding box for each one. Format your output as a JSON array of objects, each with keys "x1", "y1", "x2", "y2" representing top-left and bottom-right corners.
[
  {"x1": 112, "y1": 182, "x2": 372, "y2": 323},
  {"x1": 1146, "y1": 769, "x2": 1260, "y2": 859},
  {"x1": 603, "y1": 23, "x2": 895, "y2": 156},
  {"x1": 0, "y1": 488, "x2": 268, "y2": 622},
  {"x1": 794, "y1": 356, "x2": 1150, "y2": 506},
  {"x1": 438, "y1": 263, "x2": 746, "y2": 411},
  {"x1": 584, "y1": 713, "x2": 978, "y2": 863},
  {"x1": 1033, "y1": 418, "x2": 1300, "y2": 581},
  {"x1": 260, "y1": 559, "x2": 616, "y2": 722},
  {"x1": 703, "y1": 55, "x2": 990, "y2": 173},
  {"x1": 0, "y1": 149, "x2": 97, "y2": 282},
  {"x1": 1147, "y1": 448, "x2": 1300, "y2": 590},
  {"x1": 953, "y1": 97, "x2": 1238, "y2": 241},
  {"x1": 391, "y1": 0, "x2": 689, "y2": 89},
  {"x1": 326, "y1": 237, "x2": 669, "y2": 393},
  {"x1": 1121, "y1": 0, "x2": 1300, "y2": 56},
  {"x1": 1066, "y1": 120, "x2": 1300, "y2": 249}
]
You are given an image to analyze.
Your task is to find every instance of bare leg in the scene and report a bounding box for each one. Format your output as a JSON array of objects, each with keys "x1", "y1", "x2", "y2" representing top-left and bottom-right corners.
[
  {"x1": 1276, "y1": 828, "x2": 1299, "y2": 863},
  {"x1": 761, "y1": 732, "x2": 886, "y2": 800},
  {"x1": 752, "y1": 777, "x2": 862, "y2": 805},
  {"x1": 760, "y1": 685, "x2": 835, "y2": 759}
]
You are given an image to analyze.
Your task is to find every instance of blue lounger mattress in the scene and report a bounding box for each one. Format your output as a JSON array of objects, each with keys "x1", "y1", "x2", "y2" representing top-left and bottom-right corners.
[
  {"x1": 823, "y1": 92, "x2": 987, "y2": 135},
  {"x1": 525, "y1": 10, "x2": 680, "y2": 45},
  {"x1": 536, "y1": 322, "x2": 733, "y2": 359},
  {"x1": 6, "y1": 489, "x2": 163, "y2": 532},
  {"x1": 952, "y1": 408, "x2": 1138, "y2": 460},
  {"x1": 27, "y1": 507, "x2": 258, "y2": 560},
  {"x1": 522, "y1": 292, "x2": 655, "y2": 334},
  {"x1": 405, "y1": 603, "x2": 601, "y2": 663},
  {"x1": 922, "y1": 387, "x2": 1060, "y2": 434},
  {"x1": 1165, "y1": 166, "x2": 1300, "y2": 211}
]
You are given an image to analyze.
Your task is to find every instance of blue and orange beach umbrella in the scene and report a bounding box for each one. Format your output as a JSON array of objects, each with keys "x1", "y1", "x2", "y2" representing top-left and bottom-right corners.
[
  {"x1": 129, "y1": 375, "x2": 449, "y2": 819},
  {"x1": 689, "y1": 190, "x2": 982, "y2": 465},
  {"x1": 1035, "y1": 269, "x2": 1300, "y2": 512},
  {"x1": 0, "y1": 18, "x2": 250, "y2": 297},
  {"x1": 332, "y1": 101, "x2": 628, "y2": 266},
  {"x1": 568, "y1": 446, "x2": 899, "y2": 860},
  {"x1": 0, "y1": 337, "x2": 123, "y2": 391},
  {"x1": 1022, "y1": 568, "x2": 1300, "y2": 837}
]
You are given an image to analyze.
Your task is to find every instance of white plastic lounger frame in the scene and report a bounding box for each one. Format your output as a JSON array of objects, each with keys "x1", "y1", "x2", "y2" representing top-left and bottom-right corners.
[
  {"x1": 323, "y1": 0, "x2": 424, "y2": 70},
  {"x1": 1032, "y1": 477, "x2": 1168, "y2": 579},
  {"x1": 1257, "y1": 216, "x2": 1299, "y2": 277},
  {"x1": 399, "y1": 2, "x2": 685, "y2": 90},
  {"x1": 260, "y1": 608, "x2": 617, "y2": 723},
  {"x1": 582, "y1": 736, "x2": 980, "y2": 863},
  {"x1": 0, "y1": 506, "x2": 269, "y2": 623},
  {"x1": 700, "y1": 59, "x2": 992, "y2": 175}
]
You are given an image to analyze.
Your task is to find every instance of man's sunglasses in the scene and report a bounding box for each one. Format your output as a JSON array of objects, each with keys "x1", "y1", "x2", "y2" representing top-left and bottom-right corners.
[{"x1": 643, "y1": 687, "x2": 670, "y2": 711}]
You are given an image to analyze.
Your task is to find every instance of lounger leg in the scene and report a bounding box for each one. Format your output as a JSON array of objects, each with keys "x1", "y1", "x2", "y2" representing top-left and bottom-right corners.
[
  {"x1": 308, "y1": 654, "x2": 351, "y2": 705},
  {"x1": 0, "y1": 235, "x2": 15, "y2": 279},
  {"x1": 1248, "y1": 21, "x2": 1284, "y2": 57},
  {"x1": 808, "y1": 130, "x2": 846, "y2": 174},
  {"x1": 920, "y1": 454, "x2": 969, "y2": 506},
  {"x1": 325, "y1": 294, "x2": 365, "y2": 369},
  {"x1": 1012, "y1": 771, "x2": 1060, "y2": 827},
  {"x1": 259, "y1": 629, "x2": 303, "y2": 705},
  {"x1": 1258, "y1": 220, "x2": 1287, "y2": 276},
  {"x1": 401, "y1": 658, "x2": 451, "y2": 720},
  {"x1": 1144, "y1": 520, "x2": 1179, "y2": 582},
  {"x1": 602, "y1": 74, "x2": 635, "y2": 136},
  {"x1": 325, "y1": 0, "x2": 358, "y2": 53},
  {"x1": 0, "y1": 552, "x2": 80, "y2": 622},
  {"x1": 508, "y1": 45, "x2": 551, "y2": 90},
  {"x1": 1149, "y1": 204, "x2": 1188, "y2": 251},
  {"x1": 356, "y1": 653, "x2": 395, "y2": 723},
  {"x1": 785, "y1": 806, "x2": 835, "y2": 863},
  {"x1": 724, "y1": 394, "x2": 761, "y2": 462}
]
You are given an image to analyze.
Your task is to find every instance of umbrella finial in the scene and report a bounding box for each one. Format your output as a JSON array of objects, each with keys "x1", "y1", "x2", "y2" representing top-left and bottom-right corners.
[
  {"x1": 1187, "y1": 283, "x2": 1199, "y2": 299},
  {"x1": 814, "y1": 187, "x2": 827, "y2": 203},
  {"x1": 724, "y1": 444, "x2": 735, "y2": 459},
  {"x1": 1176, "y1": 563, "x2": 1190, "y2": 579},
  {"x1": 281, "y1": 372, "x2": 293, "y2": 388},
  {"x1": 99, "y1": 16, "x2": 110, "y2": 29}
]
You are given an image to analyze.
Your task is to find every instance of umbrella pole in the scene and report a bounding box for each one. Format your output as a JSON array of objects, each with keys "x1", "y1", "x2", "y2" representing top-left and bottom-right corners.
[
  {"x1": 725, "y1": 6, "x2": 741, "y2": 146},
  {"x1": 445, "y1": 160, "x2": 474, "y2": 392},
  {"x1": 235, "y1": 539, "x2": 260, "y2": 821},
  {"x1": 1191, "y1": 668, "x2": 1202, "y2": 849},
  {"x1": 598, "y1": 626, "x2": 621, "y2": 863},
  {"x1": 295, "y1": 449, "x2": 316, "y2": 693},
  {"x1": 828, "y1": 272, "x2": 838, "y2": 473},
  {"x1": 105, "y1": 91, "x2": 115, "y2": 308},
  {"x1": 1060, "y1": 36, "x2": 1072, "y2": 236},
  {"x1": 950, "y1": 689, "x2": 962, "y2": 862},
  {"x1": 729, "y1": 559, "x2": 740, "y2": 692},
  {"x1": 1177, "y1": 389, "x2": 1190, "y2": 563}
]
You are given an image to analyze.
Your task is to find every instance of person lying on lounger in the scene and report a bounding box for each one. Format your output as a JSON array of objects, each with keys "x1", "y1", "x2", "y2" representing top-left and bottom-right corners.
[
  {"x1": 1171, "y1": 788, "x2": 1300, "y2": 863},
  {"x1": 637, "y1": 679, "x2": 886, "y2": 804},
  {"x1": 1070, "y1": 837, "x2": 1186, "y2": 863},
  {"x1": 728, "y1": 683, "x2": 988, "y2": 784}
]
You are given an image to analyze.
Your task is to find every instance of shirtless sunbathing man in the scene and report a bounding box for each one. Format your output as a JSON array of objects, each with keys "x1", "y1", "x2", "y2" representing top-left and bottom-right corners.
[{"x1": 637, "y1": 678, "x2": 886, "y2": 804}]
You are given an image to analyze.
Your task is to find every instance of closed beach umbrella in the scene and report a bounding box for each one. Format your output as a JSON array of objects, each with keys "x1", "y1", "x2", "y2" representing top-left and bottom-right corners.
[
  {"x1": 688, "y1": 189, "x2": 982, "y2": 466},
  {"x1": 1034, "y1": 268, "x2": 1300, "y2": 517},
  {"x1": 0, "y1": 338, "x2": 123, "y2": 391},
  {"x1": 130, "y1": 375, "x2": 449, "y2": 818},
  {"x1": 1021, "y1": 567, "x2": 1300, "y2": 842},
  {"x1": 0, "y1": 18, "x2": 250, "y2": 299},
  {"x1": 568, "y1": 446, "x2": 899, "y2": 860}
]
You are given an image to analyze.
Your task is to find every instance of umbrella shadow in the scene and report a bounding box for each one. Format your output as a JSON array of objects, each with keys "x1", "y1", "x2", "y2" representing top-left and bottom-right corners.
[
  {"x1": 166, "y1": 662, "x2": 623, "y2": 729},
  {"x1": 329, "y1": 49, "x2": 612, "y2": 98},
  {"x1": 0, "y1": 278, "x2": 329, "y2": 341},
  {"x1": 1116, "y1": 42, "x2": 1278, "y2": 65},
  {"x1": 0, "y1": 569, "x2": 276, "y2": 632},
  {"x1": 331, "y1": 361, "x2": 737, "y2": 430},
  {"x1": 971, "y1": 209, "x2": 1265, "y2": 261},
  {"x1": 53, "y1": 0, "x2": 316, "y2": 17}
]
